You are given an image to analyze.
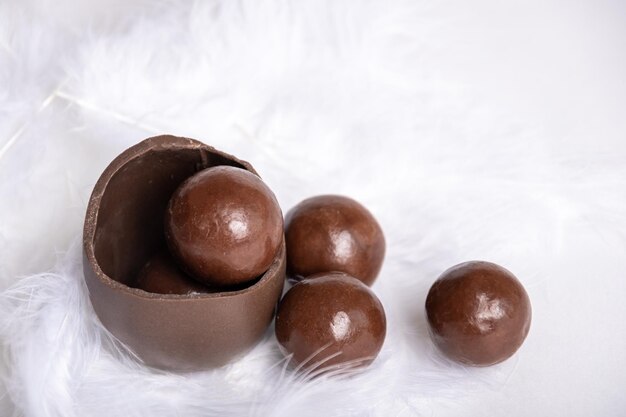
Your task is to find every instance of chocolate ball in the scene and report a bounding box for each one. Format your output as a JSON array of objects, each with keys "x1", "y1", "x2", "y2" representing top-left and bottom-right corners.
[
  {"x1": 136, "y1": 251, "x2": 213, "y2": 295},
  {"x1": 275, "y1": 272, "x2": 386, "y2": 372},
  {"x1": 425, "y1": 261, "x2": 532, "y2": 366},
  {"x1": 165, "y1": 166, "x2": 283, "y2": 287},
  {"x1": 285, "y1": 195, "x2": 385, "y2": 286}
]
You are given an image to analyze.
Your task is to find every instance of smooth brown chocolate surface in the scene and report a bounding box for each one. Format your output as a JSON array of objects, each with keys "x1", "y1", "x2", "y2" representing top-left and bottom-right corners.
[
  {"x1": 425, "y1": 261, "x2": 531, "y2": 366},
  {"x1": 285, "y1": 195, "x2": 385, "y2": 286},
  {"x1": 275, "y1": 272, "x2": 386, "y2": 372},
  {"x1": 83, "y1": 135, "x2": 285, "y2": 371},
  {"x1": 135, "y1": 251, "x2": 213, "y2": 295},
  {"x1": 165, "y1": 166, "x2": 283, "y2": 286}
]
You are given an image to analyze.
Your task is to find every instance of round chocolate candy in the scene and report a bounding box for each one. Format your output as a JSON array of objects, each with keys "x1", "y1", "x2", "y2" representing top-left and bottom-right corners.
[
  {"x1": 165, "y1": 166, "x2": 283, "y2": 287},
  {"x1": 136, "y1": 251, "x2": 212, "y2": 295},
  {"x1": 425, "y1": 261, "x2": 532, "y2": 366},
  {"x1": 284, "y1": 195, "x2": 385, "y2": 286},
  {"x1": 275, "y1": 272, "x2": 386, "y2": 372}
]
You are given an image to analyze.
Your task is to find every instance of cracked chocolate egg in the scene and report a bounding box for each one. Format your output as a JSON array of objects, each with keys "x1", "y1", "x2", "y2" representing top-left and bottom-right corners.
[{"x1": 83, "y1": 135, "x2": 285, "y2": 371}]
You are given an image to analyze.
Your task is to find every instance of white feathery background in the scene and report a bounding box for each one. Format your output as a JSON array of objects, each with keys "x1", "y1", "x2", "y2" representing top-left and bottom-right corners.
[{"x1": 1, "y1": 0, "x2": 625, "y2": 416}]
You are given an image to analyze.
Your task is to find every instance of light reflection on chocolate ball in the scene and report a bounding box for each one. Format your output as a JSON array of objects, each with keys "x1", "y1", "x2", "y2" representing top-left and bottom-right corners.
[
  {"x1": 165, "y1": 166, "x2": 283, "y2": 287},
  {"x1": 425, "y1": 261, "x2": 532, "y2": 366},
  {"x1": 285, "y1": 195, "x2": 385, "y2": 286},
  {"x1": 275, "y1": 272, "x2": 386, "y2": 372}
]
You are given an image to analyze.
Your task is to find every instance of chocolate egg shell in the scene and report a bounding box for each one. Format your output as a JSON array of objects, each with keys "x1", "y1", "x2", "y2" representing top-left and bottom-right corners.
[
  {"x1": 135, "y1": 251, "x2": 213, "y2": 295},
  {"x1": 425, "y1": 261, "x2": 532, "y2": 366},
  {"x1": 83, "y1": 135, "x2": 285, "y2": 371},
  {"x1": 285, "y1": 195, "x2": 385, "y2": 286},
  {"x1": 275, "y1": 272, "x2": 386, "y2": 372},
  {"x1": 165, "y1": 166, "x2": 283, "y2": 286}
]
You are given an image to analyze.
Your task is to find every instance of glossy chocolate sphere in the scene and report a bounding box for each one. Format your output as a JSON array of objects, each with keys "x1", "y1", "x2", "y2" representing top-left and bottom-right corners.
[
  {"x1": 425, "y1": 261, "x2": 532, "y2": 366},
  {"x1": 165, "y1": 166, "x2": 283, "y2": 286},
  {"x1": 135, "y1": 251, "x2": 212, "y2": 295},
  {"x1": 275, "y1": 272, "x2": 386, "y2": 372},
  {"x1": 285, "y1": 195, "x2": 385, "y2": 286}
]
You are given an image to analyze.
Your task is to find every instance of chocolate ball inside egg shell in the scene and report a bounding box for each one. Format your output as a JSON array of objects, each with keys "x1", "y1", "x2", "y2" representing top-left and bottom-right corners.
[
  {"x1": 284, "y1": 195, "x2": 385, "y2": 286},
  {"x1": 135, "y1": 250, "x2": 214, "y2": 295},
  {"x1": 425, "y1": 261, "x2": 532, "y2": 366},
  {"x1": 165, "y1": 165, "x2": 284, "y2": 287},
  {"x1": 275, "y1": 272, "x2": 386, "y2": 372}
]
